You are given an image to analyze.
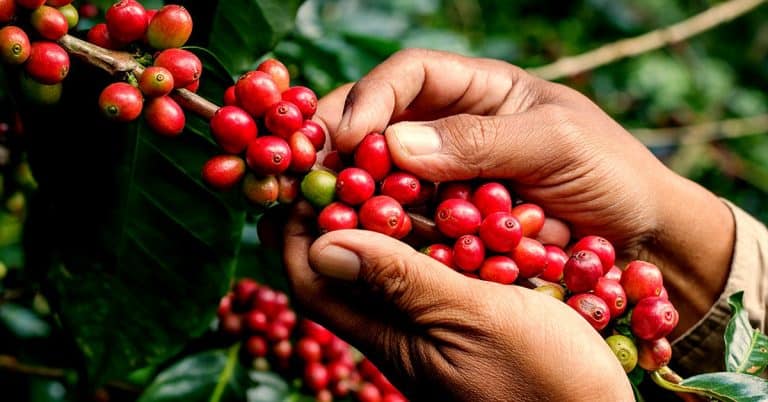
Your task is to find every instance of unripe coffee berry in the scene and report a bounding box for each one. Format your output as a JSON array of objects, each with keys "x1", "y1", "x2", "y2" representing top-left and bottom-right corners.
[
  {"x1": 631, "y1": 297, "x2": 679, "y2": 341},
  {"x1": 144, "y1": 96, "x2": 185, "y2": 136},
  {"x1": 87, "y1": 23, "x2": 115, "y2": 49},
  {"x1": 511, "y1": 203, "x2": 546, "y2": 238},
  {"x1": 20, "y1": 73, "x2": 62, "y2": 104},
  {"x1": 26, "y1": 42, "x2": 69, "y2": 84},
  {"x1": 453, "y1": 234, "x2": 485, "y2": 271},
  {"x1": 354, "y1": 133, "x2": 392, "y2": 181},
  {"x1": 421, "y1": 244, "x2": 453, "y2": 268},
  {"x1": 605, "y1": 334, "x2": 638, "y2": 373},
  {"x1": 637, "y1": 337, "x2": 672, "y2": 371},
  {"x1": 621, "y1": 261, "x2": 664, "y2": 304},
  {"x1": 146, "y1": 5, "x2": 192, "y2": 49},
  {"x1": 299, "y1": 120, "x2": 326, "y2": 151},
  {"x1": 472, "y1": 182, "x2": 512, "y2": 217},
  {"x1": 0, "y1": 26, "x2": 30, "y2": 65},
  {"x1": 154, "y1": 49, "x2": 202, "y2": 88},
  {"x1": 246, "y1": 136, "x2": 292, "y2": 175},
  {"x1": 265, "y1": 101, "x2": 303, "y2": 138},
  {"x1": 300, "y1": 170, "x2": 337, "y2": 208},
  {"x1": 593, "y1": 277, "x2": 627, "y2": 318},
  {"x1": 563, "y1": 250, "x2": 603, "y2": 293},
  {"x1": 539, "y1": 245, "x2": 567, "y2": 282},
  {"x1": 479, "y1": 212, "x2": 522, "y2": 253},
  {"x1": 336, "y1": 167, "x2": 375, "y2": 206},
  {"x1": 99, "y1": 82, "x2": 143, "y2": 122},
  {"x1": 210, "y1": 106, "x2": 258, "y2": 154},
  {"x1": 381, "y1": 172, "x2": 421, "y2": 205},
  {"x1": 105, "y1": 0, "x2": 147, "y2": 44},
  {"x1": 282, "y1": 86, "x2": 317, "y2": 118},
  {"x1": 510, "y1": 237, "x2": 547, "y2": 278},
  {"x1": 242, "y1": 174, "x2": 279, "y2": 206},
  {"x1": 288, "y1": 131, "x2": 316, "y2": 172},
  {"x1": 435, "y1": 198, "x2": 482, "y2": 238},
  {"x1": 318, "y1": 202, "x2": 358, "y2": 233},
  {"x1": 257, "y1": 58, "x2": 290, "y2": 93},
  {"x1": 138, "y1": 66, "x2": 174, "y2": 98},
  {"x1": 236, "y1": 71, "x2": 281, "y2": 117},
  {"x1": 58, "y1": 4, "x2": 79, "y2": 29},
  {"x1": 359, "y1": 195, "x2": 407, "y2": 238},
  {"x1": 30, "y1": 6, "x2": 69, "y2": 40},
  {"x1": 571, "y1": 235, "x2": 615, "y2": 274},
  {"x1": 534, "y1": 283, "x2": 565, "y2": 301},
  {"x1": 201, "y1": 155, "x2": 246, "y2": 191},
  {"x1": 479, "y1": 256, "x2": 519, "y2": 284},
  {"x1": 567, "y1": 293, "x2": 611, "y2": 331}
]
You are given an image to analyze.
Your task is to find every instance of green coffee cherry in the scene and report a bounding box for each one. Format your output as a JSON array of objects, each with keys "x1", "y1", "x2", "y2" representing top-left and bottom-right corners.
[
  {"x1": 301, "y1": 170, "x2": 337, "y2": 208},
  {"x1": 605, "y1": 334, "x2": 638, "y2": 373}
]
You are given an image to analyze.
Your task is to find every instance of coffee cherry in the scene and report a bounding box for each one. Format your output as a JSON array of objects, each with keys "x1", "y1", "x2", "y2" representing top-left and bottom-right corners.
[
  {"x1": 605, "y1": 334, "x2": 638, "y2": 373},
  {"x1": 566, "y1": 293, "x2": 611, "y2": 331},
  {"x1": 20, "y1": 72, "x2": 62, "y2": 104},
  {"x1": 288, "y1": 131, "x2": 316, "y2": 172},
  {"x1": 210, "y1": 106, "x2": 258, "y2": 154},
  {"x1": 252, "y1": 286, "x2": 281, "y2": 317},
  {"x1": 354, "y1": 133, "x2": 392, "y2": 181},
  {"x1": 235, "y1": 71, "x2": 281, "y2": 117},
  {"x1": 219, "y1": 313, "x2": 242, "y2": 336},
  {"x1": 539, "y1": 245, "x2": 567, "y2": 282},
  {"x1": 245, "y1": 336, "x2": 268, "y2": 358},
  {"x1": 511, "y1": 203, "x2": 545, "y2": 238},
  {"x1": 46, "y1": 0, "x2": 73, "y2": 6},
  {"x1": 563, "y1": 250, "x2": 603, "y2": 293},
  {"x1": 87, "y1": 23, "x2": 115, "y2": 49},
  {"x1": 322, "y1": 150, "x2": 345, "y2": 172},
  {"x1": 382, "y1": 394, "x2": 407, "y2": 402},
  {"x1": 421, "y1": 244, "x2": 453, "y2": 268},
  {"x1": 217, "y1": 294, "x2": 232, "y2": 318},
  {"x1": 0, "y1": 26, "x2": 30, "y2": 65},
  {"x1": 79, "y1": 2, "x2": 98, "y2": 19},
  {"x1": 297, "y1": 337, "x2": 323, "y2": 362},
  {"x1": 244, "y1": 309, "x2": 268, "y2": 332},
  {"x1": 277, "y1": 175, "x2": 300, "y2": 204},
  {"x1": 318, "y1": 202, "x2": 358, "y2": 233},
  {"x1": 105, "y1": 0, "x2": 147, "y2": 45},
  {"x1": 593, "y1": 277, "x2": 627, "y2": 318},
  {"x1": 453, "y1": 235, "x2": 485, "y2": 271},
  {"x1": 257, "y1": 58, "x2": 290, "y2": 93},
  {"x1": 412, "y1": 180, "x2": 436, "y2": 206},
  {"x1": 479, "y1": 256, "x2": 519, "y2": 284},
  {"x1": 30, "y1": 6, "x2": 69, "y2": 40},
  {"x1": 242, "y1": 174, "x2": 279, "y2": 206},
  {"x1": 273, "y1": 339, "x2": 292, "y2": 360},
  {"x1": 359, "y1": 195, "x2": 407, "y2": 238},
  {"x1": 146, "y1": 5, "x2": 192, "y2": 49},
  {"x1": 0, "y1": 0, "x2": 15, "y2": 23},
  {"x1": 328, "y1": 361, "x2": 352, "y2": 383},
  {"x1": 637, "y1": 337, "x2": 672, "y2": 371},
  {"x1": 336, "y1": 167, "x2": 376, "y2": 206},
  {"x1": 201, "y1": 155, "x2": 246, "y2": 191},
  {"x1": 535, "y1": 217, "x2": 571, "y2": 248},
  {"x1": 394, "y1": 213, "x2": 412, "y2": 239},
  {"x1": 282, "y1": 86, "x2": 317, "y2": 118},
  {"x1": 571, "y1": 236, "x2": 615, "y2": 274},
  {"x1": 98, "y1": 82, "x2": 143, "y2": 122},
  {"x1": 299, "y1": 120, "x2": 326, "y2": 151},
  {"x1": 304, "y1": 362, "x2": 330, "y2": 393},
  {"x1": 659, "y1": 287, "x2": 669, "y2": 300},
  {"x1": 233, "y1": 278, "x2": 258, "y2": 308},
  {"x1": 275, "y1": 309, "x2": 296, "y2": 329},
  {"x1": 534, "y1": 283, "x2": 565, "y2": 301},
  {"x1": 630, "y1": 297, "x2": 679, "y2": 341},
  {"x1": 16, "y1": 0, "x2": 45, "y2": 9},
  {"x1": 380, "y1": 172, "x2": 421, "y2": 205},
  {"x1": 604, "y1": 265, "x2": 622, "y2": 282},
  {"x1": 154, "y1": 49, "x2": 202, "y2": 88},
  {"x1": 265, "y1": 101, "x2": 303, "y2": 139},
  {"x1": 435, "y1": 198, "x2": 482, "y2": 238},
  {"x1": 510, "y1": 237, "x2": 547, "y2": 278},
  {"x1": 223, "y1": 85, "x2": 237, "y2": 106},
  {"x1": 58, "y1": 4, "x2": 79, "y2": 29},
  {"x1": 138, "y1": 66, "x2": 174, "y2": 98},
  {"x1": 25, "y1": 42, "x2": 69, "y2": 85},
  {"x1": 246, "y1": 136, "x2": 292, "y2": 175},
  {"x1": 302, "y1": 320, "x2": 334, "y2": 346},
  {"x1": 478, "y1": 212, "x2": 522, "y2": 253},
  {"x1": 144, "y1": 96, "x2": 185, "y2": 136},
  {"x1": 472, "y1": 182, "x2": 512, "y2": 217},
  {"x1": 438, "y1": 181, "x2": 473, "y2": 202},
  {"x1": 300, "y1": 170, "x2": 337, "y2": 208},
  {"x1": 357, "y1": 382, "x2": 382, "y2": 402},
  {"x1": 621, "y1": 261, "x2": 664, "y2": 304},
  {"x1": 266, "y1": 322, "x2": 290, "y2": 342}
]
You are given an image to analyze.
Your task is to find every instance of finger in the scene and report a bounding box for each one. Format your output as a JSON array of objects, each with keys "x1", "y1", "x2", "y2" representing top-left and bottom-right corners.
[
  {"x1": 334, "y1": 48, "x2": 548, "y2": 153},
  {"x1": 312, "y1": 83, "x2": 354, "y2": 147}
]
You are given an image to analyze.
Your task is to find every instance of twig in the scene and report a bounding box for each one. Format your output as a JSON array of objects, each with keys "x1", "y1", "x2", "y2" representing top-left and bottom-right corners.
[
  {"x1": 631, "y1": 114, "x2": 768, "y2": 147},
  {"x1": 0, "y1": 354, "x2": 67, "y2": 379},
  {"x1": 528, "y1": 0, "x2": 767, "y2": 80}
]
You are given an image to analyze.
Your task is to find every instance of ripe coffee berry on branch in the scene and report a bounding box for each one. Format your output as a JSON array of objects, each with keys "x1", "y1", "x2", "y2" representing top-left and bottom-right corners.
[
  {"x1": 99, "y1": 82, "x2": 143, "y2": 122},
  {"x1": 25, "y1": 42, "x2": 69, "y2": 84},
  {"x1": 105, "y1": 0, "x2": 147, "y2": 45},
  {"x1": 20, "y1": 72, "x2": 62, "y2": 104},
  {"x1": 336, "y1": 167, "x2": 376, "y2": 206},
  {"x1": 16, "y1": 0, "x2": 46, "y2": 9},
  {"x1": 435, "y1": 198, "x2": 482, "y2": 238},
  {"x1": 571, "y1": 235, "x2": 615, "y2": 274},
  {"x1": 153, "y1": 48, "x2": 201, "y2": 88},
  {"x1": 563, "y1": 249, "x2": 603, "y2": 293},
  {"x1": 243, "y1": 174, "x2": 279, "y2": 206},
  {"x1": 265, "y1": 101, "x2": 303, "y2": 138},
  {"x1": 381, "y1": 172, "x2": 421, "y2": 206},
  {"x1": 138, "y1": 66, "x2": 174, "y2": 98},
  {"x1": 246, "y1": 136, "x2": 292, "y2": 175},
  {"x1": 202, "y1": 155, "x2": 246, "y2": 191},
  {"x1": 87, "y1": 23, "x2": 115, "y2": 49},
  {"x1": 567, "y1": 293, "x2": 611, "y2": 331},
  {"x1": 257, "y1": 58, "x2": 290, "y2": 93},
  {"x1": 472, "y1": 182, "x2": 512, "y2": 217},
  {"x1": 210, "y1": 106, "x2": 258, "y2": 154},
  {"x1": 318, "y1": 202, "x2": 358, "y2": 233},
  {"x1": 288, "y1": 132, "x2": 316, "y2": 173},
  {"x1": 30, "y1": 6, "x2": 69, "y2": 40},
  {"x1": 282, "y1": 86, "x2": 318, "y2": 119},
  {"x1": 359, "y1": 195, "x2": 408, "y2": 238},
  {"x1": 146, "y1": 5, "x2": 192, "y2": 49},
  {"x1": 144, "y1": 96, "x2": 185, "y2": 136},
  {"x1": 630, "y1": 297, "x2": 679, "y2": 341},
  {"x1": 299, "y1": 120, "x2": 326, "y2": 151},
  {"x1": 0, "y1": 0, "x2": 15, "y2": 23},
  {"x1": 0, "y1": 26, "x2": 31, "y2": 65},
  {"x1": 236, "y1": 71, "x2": 281, "y2": 117},
  {"x1": 478, "y1": 212, "x2": 522, "y2": 253},
  {"x1": 621, "y1": 261, "x2": 664, "y2": 304},
  {"x1": 510, "y1": 237, "x2": 547, "y2": 278}
]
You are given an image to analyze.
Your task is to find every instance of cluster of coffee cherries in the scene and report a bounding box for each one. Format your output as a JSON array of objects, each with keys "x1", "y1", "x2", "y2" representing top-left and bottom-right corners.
[
  {"x1": 217, "y1": 278, "x2": 407, "y2": 402},
  {"x1": 200, "y1": 58, "x2": 321, "y2": 206},
  {"x1": 89, "y1": 1, "x2": 196, "y2": 137},
  {"x1": 0, "y1": 0, "x2": 81, "y2": 104}
]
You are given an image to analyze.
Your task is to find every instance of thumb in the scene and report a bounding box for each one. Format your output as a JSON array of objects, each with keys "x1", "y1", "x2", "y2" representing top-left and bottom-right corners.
[
  {"x1": 308, "y1": 229, "x2": 467, "y2": 315},
  {"x1": 384, "y1": 105, "x2": 566, "y2": 183}
]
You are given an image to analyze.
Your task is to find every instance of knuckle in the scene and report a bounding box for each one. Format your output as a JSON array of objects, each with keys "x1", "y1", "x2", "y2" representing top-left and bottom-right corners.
[
  {"x1": 437, "y1": 114, "x2": 500, "y2": 176},
  {"x1": 360, "y1": 253, "x2": 412, "y2": 305}
]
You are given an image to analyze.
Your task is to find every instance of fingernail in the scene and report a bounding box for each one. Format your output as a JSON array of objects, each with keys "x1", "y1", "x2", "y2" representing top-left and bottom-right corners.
[
  {"x1": 388, "y1": 123, "x2": 441, "y2": 156},
  {"x1": 313, "y1": 245, "x2": 361, "y2": 281}
]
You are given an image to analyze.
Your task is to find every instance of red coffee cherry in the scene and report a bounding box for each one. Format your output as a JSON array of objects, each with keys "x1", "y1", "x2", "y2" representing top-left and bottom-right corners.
[
  {"x1": 236, "y1": 71, "x2": 281, "y2": 117},
  {"x1": 154, "y1": 48, "x2": 202, "y2": 88},
  {"x1": 571, "y1": 235, "x2": 615, "y2": 274},
  {"x1": 302, "y1": 320, "x2": 334, "y2": 346},
  {"x1": 0, "y1": 0, "x2": 15, "y2": 23},
  {"x1": 510, "y1": 237, "x2": 547, "y2": 278},
  {"x1": 48, "y1": 0, "x2": 75, "y2": 7},
  {"x1": 604, "y1": 265, "x2": 623, "y2": 282},
  {"x1": 144, "y1": 96, "x2": 185, "y2": 136},
  {"x1": 272, "y1": 339, "x2": 292, "y2": 360},
  {"x1": 381, "y1": 172, "x2": 421, "y2": 205},
  {"x1": 233, "y1": 278, "x2": 258, "y2": 308},
  {"x1": 242, "y1": 174, "x2": 279, "y2": 206},
  {"x1": 282, "y1": 86, "x2": 317, "y2": 118},
  {"x1": 382, "y1": 394, "x2": 407, "y2": 402},
  {"x1": 394, "y1": 213, "x2": 412, "y2": 239},
  {"x1": 266, "y1": 322, "x2": 290, "y2": 342},
  {"x1": 593, "y1": 277, "x2": 627, "y2": 318},
  {"x1": 631, "y1": 297, "x2": 679, "y2": 341},
  {"x1": 146, "y1": 5, "x2": 192, "y2": 49},
  {"x1": 304, "y1": 362, "x2": 330, "y2": 393},
  {"x1": 210, "y1": 106, "x2": 258, "y2": 154},
  {"x1": 0, "y1": 26, "x2": 31, "y2": 65},
  {"x1": 219, "y1": 313, "x2": 242, "y2": 336},
  {"x1": 336, "y1": 167, "x2": 376, "y2": 206},
  {"x1": 16, "y1": 0, "x2": 45, "y2": 9},
  {"x1": 138, "y1": 66, "x2": 174, "y2": 98},
  {"x1": 567, "y1": 293, "x2": 611, "y2": 331},
  {"x1": 478, "y1": 212, "x2": 522, "y2": 253},
  {"x1": 357, "y1": 383, "x2": 382, "y2": 402},
  {"x1": 472, "y1": 182, "x2": 512, "y2": 217},
  {"x1": 539, "y1": 245, "x2": 568, "y2": 282},
  {"x1": 98, "y1": 82, "x2": 143, "y2": 122},
  {"x1": 216, "y1": 294, "x2": 233, "y2": 318},
  {"x1": 322, "y1": 150, "x2": 344, "y2": 172},
  {"x1": 354, "y1": 132, "x2": 392, "y2": 181},
  {"x1": 318, "y1": 202, "x2": 358, "y2": 233},
  {"x1": 453, "y1": 234, "x2": 485, "y2": 271},
  {"x1": 621, "y1": 261, "x2": 664, "y2": 304},
  {"x1": 265, "y1": 100, "x2": 303, "y2": 138},
  {"x1": 275, "y1": 309, "x2": 296, "y2": 330},
  {"x1": 30, "y1": 6, "x2": 69, "y2": 40},
  {"x1": 563, "y1": 250, "x2": 603, "y2": 293},
  {"x1": 288, "y1": 132, "x2": 316, "y2": 172},
  {"x1": 276, "y1": 175, "x2": 300, "y2": 204},
  {"x1": 201, "y1": 155, "x2": 245, "y2": 191},
  {"x1": 257, "y1": 58, "x2": 290, "y2": 93},
  {"x1": 87, "y1": 23, "x2": 116, "y2": 49},
  {"x1": 299, "y1": 120, "x2": 326, "y2": 151},
  {"x1": 437, "y1": 181, "x2": 472, "y2": 202},
  {"x1": 297, "y1": 337, "x2": 323, "y2": 362},
  {"x1": 359, "y1": 195, "x2": 408, "y2": 238},
  {"x1": 435, "y1": 198, "x2": 482, "y2": 238},
  {"x1": 223, "y1": 85, "x2": 237, "y2": 106},
  {"x1": 511, "y1": 203, "x2": 546, "y2": 238},
  {"x1": 246, "y1": 136, "x2": 292, "y2": 175},
  {"x1": 479, "y1": 255, "x2": 519, "y2": 284},
  {"x1": 25, "y1": 42, "x2": 70, "y2": 84},
  {"x1": 243, "y1": 310, "x2": 268, "y2": 333},
  {"x1": 78, "y1": 2, "x2": 98, "y2": 18},
  {"x1": 637, "y1": 337, "x2": 672, "y2": 371},
  {"x1": 105, "y1": 0, "x2": 147, "y2": 45},
  {"x1": 421, "y1": 244, "x2": 453, "y2": 268},
  {"x1": 245, "y1": 336, "x2": 267, "y2": 358}
]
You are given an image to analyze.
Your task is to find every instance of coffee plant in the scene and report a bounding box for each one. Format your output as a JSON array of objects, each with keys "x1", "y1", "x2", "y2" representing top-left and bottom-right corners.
[{"x1": 0, "y1": 1, "x2": 767, "y2": 401}]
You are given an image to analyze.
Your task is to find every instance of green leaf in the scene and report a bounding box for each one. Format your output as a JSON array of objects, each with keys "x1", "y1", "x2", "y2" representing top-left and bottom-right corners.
[
  {"x1": 680, "y1": 372, "x2": 768, "y2": 402},
  {"x1": 208, "y1": 0, "x2": 305, "y2": 74},
  {"x1": 726, "y1": 291, "x2": 768, "y2": 375},
  {"x1": 138, "y1": 347, "x2": 247, "y2": 402},
  {"x1": 0, "y1": 303, "x2": 50, "y2": 338},
  {"x1": 246, "y1": 371, "x2": 290, "y2": 402}
]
